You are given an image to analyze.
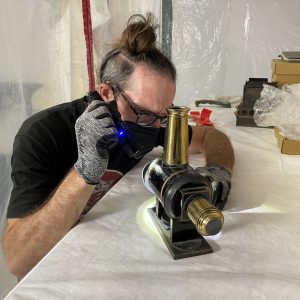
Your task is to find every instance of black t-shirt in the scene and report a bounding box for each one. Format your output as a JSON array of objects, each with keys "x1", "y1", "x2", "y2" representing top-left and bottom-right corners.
[{"x1": 7, "y1": 96, "x2": 193, "y2": 218}]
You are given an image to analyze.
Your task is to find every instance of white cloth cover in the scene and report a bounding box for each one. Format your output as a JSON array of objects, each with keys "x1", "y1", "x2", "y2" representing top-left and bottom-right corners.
[{"x1": 5, "y1": 107, "x2": 300, "y2": 300}]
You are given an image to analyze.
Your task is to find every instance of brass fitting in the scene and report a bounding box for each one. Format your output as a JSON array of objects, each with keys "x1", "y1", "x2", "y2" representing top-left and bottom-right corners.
[{"x1": 186, "y1": 198, "x2": 224, "y2": 236}]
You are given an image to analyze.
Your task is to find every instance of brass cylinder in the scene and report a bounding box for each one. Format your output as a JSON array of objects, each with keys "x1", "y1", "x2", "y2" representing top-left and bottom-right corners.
[
  {"x1": 163, "y1": 106, "x2": 190, "y2": 165},
  {"x1": 186, "y1": 198, "x2": 224, "y2": 236}
]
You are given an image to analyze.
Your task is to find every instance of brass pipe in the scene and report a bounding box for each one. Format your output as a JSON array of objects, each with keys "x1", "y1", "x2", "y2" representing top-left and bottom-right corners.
[
  {"x1": 186, "y1": 198, "x2": 224, "y2": 236},
  {"x1": 163, "y1": 106, "x2": 190, "y2": 165}
]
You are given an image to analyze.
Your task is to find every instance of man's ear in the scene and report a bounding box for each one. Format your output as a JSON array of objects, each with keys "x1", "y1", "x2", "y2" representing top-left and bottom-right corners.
[{"x1": 98, "y1": 83, "x2": 114, "y2": 103}]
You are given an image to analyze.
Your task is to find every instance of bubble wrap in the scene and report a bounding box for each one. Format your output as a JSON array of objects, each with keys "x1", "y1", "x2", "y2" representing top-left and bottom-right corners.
[{"x1": 253, "y1": 84, "x2": 300, "y2": 140}]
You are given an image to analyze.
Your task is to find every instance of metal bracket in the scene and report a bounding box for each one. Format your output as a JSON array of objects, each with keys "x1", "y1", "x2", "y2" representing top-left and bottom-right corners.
[{"x1": 148, "y1": 207, "x2": 213, "y2": 260}]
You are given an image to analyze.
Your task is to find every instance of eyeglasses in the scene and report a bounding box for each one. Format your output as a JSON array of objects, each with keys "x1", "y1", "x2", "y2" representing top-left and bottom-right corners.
[{"x1": 113, "y1": 84, "x2": 168, "y2": 127}]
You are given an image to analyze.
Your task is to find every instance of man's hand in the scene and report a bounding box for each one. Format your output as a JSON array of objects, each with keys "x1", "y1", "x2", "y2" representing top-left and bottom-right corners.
[
  {"x1": 195, "y1": 164, "x2": 231, "y2": 210},
  {"x1": 75, "y1": 100, "x2": 118, "y2": 184}
]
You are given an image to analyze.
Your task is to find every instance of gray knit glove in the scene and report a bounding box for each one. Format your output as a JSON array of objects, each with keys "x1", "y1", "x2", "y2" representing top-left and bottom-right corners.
[
  {"x1": 74, "y1": 100, "x2": 118, "y2": 184},
  {"x1": 195, "y1": 164, "x2": 231, "y2": 210}
]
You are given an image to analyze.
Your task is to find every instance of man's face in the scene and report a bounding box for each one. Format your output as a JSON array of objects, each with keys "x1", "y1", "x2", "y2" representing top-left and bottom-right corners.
[{"x1": 115, "y1": 63, "x2": 176, "y2": 127}]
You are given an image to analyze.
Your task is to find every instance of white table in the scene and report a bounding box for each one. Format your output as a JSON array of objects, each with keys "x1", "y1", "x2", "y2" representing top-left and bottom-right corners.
[{"x1": 5, "y1": 108, "x2": 300, "y2": 300}]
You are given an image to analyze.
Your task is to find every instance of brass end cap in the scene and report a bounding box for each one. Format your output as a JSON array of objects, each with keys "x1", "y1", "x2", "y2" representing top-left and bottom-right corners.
[{"x1": 186, "y1": 198, "x2": 224, "y2": 236}]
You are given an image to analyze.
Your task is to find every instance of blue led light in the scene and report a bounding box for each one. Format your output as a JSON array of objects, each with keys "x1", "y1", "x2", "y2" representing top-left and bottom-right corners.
[{"x1": 118, "y1": 130, "x2": 125, "y2": 137}]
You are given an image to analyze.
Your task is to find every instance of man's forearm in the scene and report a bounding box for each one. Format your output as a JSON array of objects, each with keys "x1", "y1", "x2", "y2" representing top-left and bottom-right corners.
[
  {"x1": 202, "y1": 128, "x2": 235, "y2": 171},
  {"x1": 3, "y1": 168, "x2": 95, "y2": 280}
]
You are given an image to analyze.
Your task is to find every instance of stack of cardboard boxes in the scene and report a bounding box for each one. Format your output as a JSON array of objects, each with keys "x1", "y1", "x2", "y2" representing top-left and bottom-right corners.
[
  {"x1": 271, "y1": 59, "x2": 300, "y2": 88},
  {"x1": 271, "y1": 55, "x2": 300, "y2": 154}
]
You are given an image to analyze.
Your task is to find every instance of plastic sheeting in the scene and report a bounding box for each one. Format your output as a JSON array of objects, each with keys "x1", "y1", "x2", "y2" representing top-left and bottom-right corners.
[
  {"x1": 0, "y1": 0, "x2": 85, "y2": 236},
  {"x1": 254, "y1": 83, "x2": 300, "y2": 139},
  {"x1": 173, "y1": 0, "x2": 300, "y2": 105},
  {"x1": 0, "y1": 0, "x2": 160, "y2": 297},
  {"x1": 5, "y1": 107, "x2": 300, "y2": 300}
]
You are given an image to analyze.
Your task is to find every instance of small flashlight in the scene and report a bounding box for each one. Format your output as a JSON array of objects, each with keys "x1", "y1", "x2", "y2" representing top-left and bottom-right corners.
[{"x1": 118, "y1": 130, "x2": 125, "y2": 137}]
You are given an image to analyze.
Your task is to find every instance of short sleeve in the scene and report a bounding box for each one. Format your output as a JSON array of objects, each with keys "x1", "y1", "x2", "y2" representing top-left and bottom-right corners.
[
  {"x1": 7, "y1": 133, "x2": 59, "y2": 218},
  {"x1": 7, "y1": 100, "x2": 80, "y2": 218}
]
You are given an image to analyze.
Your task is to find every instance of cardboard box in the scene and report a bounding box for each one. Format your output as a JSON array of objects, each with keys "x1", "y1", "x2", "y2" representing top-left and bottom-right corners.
[
  {"x1": 271, "y1": 59, "x2": 300, "y2": 87},
  {"x1": 274, "y1": 127, "x2": 300, "y2": 154}
]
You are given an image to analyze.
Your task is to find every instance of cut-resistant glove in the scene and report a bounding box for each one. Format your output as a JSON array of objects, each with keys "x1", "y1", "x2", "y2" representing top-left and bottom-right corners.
[
  {"x1": 74, "y1": 100, "x2": 118, "y2": 184},
  {"x1": 195, "y1": 164, "x2": 231, "y2": 210}
]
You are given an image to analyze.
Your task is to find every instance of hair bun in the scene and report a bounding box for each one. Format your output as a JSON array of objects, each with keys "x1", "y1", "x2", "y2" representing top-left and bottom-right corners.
[{"x1": 116, "y1": 12, "x2": 158, "y2": 53}]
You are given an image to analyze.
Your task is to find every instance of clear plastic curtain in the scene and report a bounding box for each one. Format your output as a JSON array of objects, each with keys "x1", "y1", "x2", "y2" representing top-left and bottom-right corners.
[
  {"x1": 0, "y1": 0, "x2": 86, "y2": 237},
  {"x1": 0, "y1": 0, "x2": 160, "y2": 232},
  {"x1": 173, "y1": 0, "x2": 300, "y2": 105},
  {"x1": 0, "y1": 1, "x2": 89, "y2": 295}
]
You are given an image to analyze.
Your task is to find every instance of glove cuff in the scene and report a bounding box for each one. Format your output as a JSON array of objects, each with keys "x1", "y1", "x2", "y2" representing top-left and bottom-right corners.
[
  {"x1": 206, "y1": 163, "x2": 232, "y2": 178},
  {"x1": 74, "y1": 161, "x2": 100, "y2": 185}
]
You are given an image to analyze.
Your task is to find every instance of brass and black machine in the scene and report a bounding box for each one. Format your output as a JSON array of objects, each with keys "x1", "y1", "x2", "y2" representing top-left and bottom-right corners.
[{"x1": 142, "y1": 106, "x2": 224, "y2": 259}]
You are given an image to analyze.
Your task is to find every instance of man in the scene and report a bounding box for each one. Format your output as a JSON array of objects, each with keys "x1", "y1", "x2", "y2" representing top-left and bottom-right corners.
[{"x1": 3, "y1": 13, "x2": 234, "y2": 280}]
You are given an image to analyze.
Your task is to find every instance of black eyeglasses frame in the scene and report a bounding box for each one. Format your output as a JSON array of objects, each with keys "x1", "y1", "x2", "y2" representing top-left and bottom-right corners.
[{"x1": 111, "y1": 84, "x2": 168, "y2": 127}]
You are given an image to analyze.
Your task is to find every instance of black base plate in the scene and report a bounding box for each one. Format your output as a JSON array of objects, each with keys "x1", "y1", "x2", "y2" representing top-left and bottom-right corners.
[{"x1": 148, "y1": 207, "x2": 213, "y2": 260}]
